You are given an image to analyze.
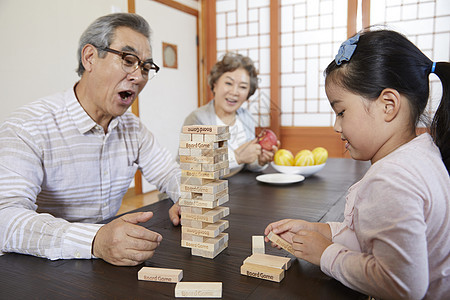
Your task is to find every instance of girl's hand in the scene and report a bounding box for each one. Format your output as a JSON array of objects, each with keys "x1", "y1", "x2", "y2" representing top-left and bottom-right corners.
[
  {"x1": 264, "y1": 219, "x2": 314, "y2": 245},
  {"x1": 292, "y1": 230, "x2": 332, "y2": 266}
]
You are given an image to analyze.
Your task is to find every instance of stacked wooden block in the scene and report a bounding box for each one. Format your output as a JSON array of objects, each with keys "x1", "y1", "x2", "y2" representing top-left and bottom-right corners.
[{"x1": 179, "y1": 125, "x2": 230, "y2": 259}]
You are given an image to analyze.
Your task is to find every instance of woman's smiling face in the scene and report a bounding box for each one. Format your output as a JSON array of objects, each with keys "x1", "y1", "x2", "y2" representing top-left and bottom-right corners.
[{"x1": 213, "y1": 68, "x2": 250, "y2": 117}]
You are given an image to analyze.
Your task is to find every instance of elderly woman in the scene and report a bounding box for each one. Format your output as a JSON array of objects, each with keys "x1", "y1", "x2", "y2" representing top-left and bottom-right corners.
[{"x1": 183, "y1": 53, "x2": 279, "y2": 175}]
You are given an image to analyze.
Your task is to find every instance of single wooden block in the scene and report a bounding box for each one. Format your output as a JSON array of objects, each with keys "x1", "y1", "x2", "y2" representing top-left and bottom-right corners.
[
  {"x1": 182, "y1": 125, "x2": 228, "y2": 135},
  {"x1": 244, "y1": 253, "x2": 292, "y2": 270},
  {"x1": 240, "y1": 262, "x2": 285, "y2": 282},
  {"x1": 181, "y1": 233, "x2": 208, "y2": 242},
  {"x1": 203, "y1": 132, "x2": 230, "y2": 142},
  {"x1": 181, "y1": 170, "x2": 221, "y2": 180},
  {"x1": 181, "y1": 206, "x2": 229, "y2": 223},
  {"x1": 175, "y1": 282, "x2": 222, "y2": 298},
  {"x1": 138, "y1": 267, "x2": 183, "y2": 283},
  {"x1": 180, "y1": 154, "x2": 223, "y2": 164},
  {"x1": 201, "y1": 188, "x2": 228, "y2": 201},
  {"x1": 179, "y1": 141, "x2": 221, "y2": 150},
  {"x1": 181, "y1": 180, "x2": 227, "y2": 194},
  {"x1": 182, "y1": 220, "x2": 229, "y2": 238},
  {"x1": 191, "y1": 241, "x2": 228, "y2": 259},
  {"x1": 179, "y1": 133, "x2": 192, "y2": 142},
  {"x1": 180, "y1": 219, "x2": 206, "y2": 229},
  {"x1": 219, "y1": 168, "x2": 230, "y2": 177},
  {"x1": 180, "y1": 206, "x2": 209, "y2": 214},
  {"x1": 252, "y1": 236, "x2": 265, "y2": 254},
  {"x1": 201, "y1": 160, "x2": 229, "y2": 172},
  {"x1": 181, "y1": 176, "x2": 214, "y2": 186},
  {"x1": 180, "y1": 162, "x2": 202, "y2": 171},
  {"x1": 267, "y1": 231, "x2": 295, "y2": 255},
  {"x1": 190, "y1": 146, "x2": 227, "y2": 157},
  {"x1": 181, "y1": 233, "x2": 228, "y2": 252},
  {"x1": 178, "y1": 148, "x2": 191, "y2": 156},
  {"x1": 179, "y1": 194, "x2": 229, "y2": 209},
  {"x1": 191, "y1": 133, "x2": 204, "y2": 142}
]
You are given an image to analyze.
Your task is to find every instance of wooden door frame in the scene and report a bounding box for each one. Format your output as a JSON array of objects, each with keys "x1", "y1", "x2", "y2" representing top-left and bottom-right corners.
[{"x1": 129, "y1": 0, "x2": 201, "y2": 195}]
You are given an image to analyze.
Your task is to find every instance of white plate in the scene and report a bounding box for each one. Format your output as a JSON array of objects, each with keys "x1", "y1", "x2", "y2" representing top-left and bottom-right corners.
[{"x1": 256, "y1": 173, "x2": 305, "y2": 185}]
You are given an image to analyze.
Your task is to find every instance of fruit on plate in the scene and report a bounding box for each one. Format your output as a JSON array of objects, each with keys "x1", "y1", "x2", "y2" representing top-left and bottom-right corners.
[
  {"x1": 257, "y1": 129, "x2": 278, "y2": 151},
  {"x1": 274, "y1": 149, "x2": 294, "y2": 166},
  {"x1": 294, "y1": 150, "x2": 314, "y2": 166},
  {"x1": 312, "y1": 147, "x2": 328, "y2": 165}
]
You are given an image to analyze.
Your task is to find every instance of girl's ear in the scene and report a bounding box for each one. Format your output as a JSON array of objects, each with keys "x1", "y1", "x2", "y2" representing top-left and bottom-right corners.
[
  {"x1": 81, "y1": 44, "x2": 97, "y2": 73},
  {"x1": 378, "y1": 88, "x2": 401, "y2": 122}
]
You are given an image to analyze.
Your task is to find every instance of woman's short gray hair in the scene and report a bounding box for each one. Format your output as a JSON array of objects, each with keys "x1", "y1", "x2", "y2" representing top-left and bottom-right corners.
[
  {"x1": 208, "y1": 52, "x2": 259, "y2": 99},
  {"x1": 76, "y1": 13, "x2": 151, "y2": 76}
]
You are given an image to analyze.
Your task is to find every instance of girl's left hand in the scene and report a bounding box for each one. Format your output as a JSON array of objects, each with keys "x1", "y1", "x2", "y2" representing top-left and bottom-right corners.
[
  {"x1": 292, "y1": 230, "x2": 333, "y2": 266},
  {"x1": 258, "y1": 140, "x2": 280, "y2": 166}
]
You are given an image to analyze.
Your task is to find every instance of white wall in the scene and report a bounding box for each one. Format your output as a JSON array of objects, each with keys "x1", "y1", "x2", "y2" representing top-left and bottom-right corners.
[
  {"x1": 136, "y1": 0, "x2": 199, "y2": 192},
  {"x1": 0, "y1": 0, "x2": 128, "y2": 122}
]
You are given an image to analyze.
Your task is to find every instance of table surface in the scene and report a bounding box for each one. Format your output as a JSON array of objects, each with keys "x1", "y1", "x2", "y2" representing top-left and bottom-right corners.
[{"x1": 0, "y1": 158, "x2": 370, "y2": 299}]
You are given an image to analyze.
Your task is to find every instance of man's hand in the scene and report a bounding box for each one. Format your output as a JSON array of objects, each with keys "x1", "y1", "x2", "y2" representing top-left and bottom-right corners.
[
  {"x1": 169, "y1": 201, "x2": 181, "y2": 226},
  {"x1": 92, "y1": 211, "x2": 162, "y2": 266}
]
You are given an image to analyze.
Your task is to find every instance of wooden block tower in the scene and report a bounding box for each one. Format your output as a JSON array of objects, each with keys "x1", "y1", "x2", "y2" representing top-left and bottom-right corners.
[{"x1": 179, "y1": 125, "x2": 230, "y2": 259}]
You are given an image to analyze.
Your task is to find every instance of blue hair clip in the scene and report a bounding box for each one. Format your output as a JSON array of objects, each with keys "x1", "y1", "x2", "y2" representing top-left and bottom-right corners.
[
  {"x1": 431, "y1": 62, "x2": 436, "y2": 73},
  {"x1": 335, "y1": 34, "x2": 360, "y2": 65}
]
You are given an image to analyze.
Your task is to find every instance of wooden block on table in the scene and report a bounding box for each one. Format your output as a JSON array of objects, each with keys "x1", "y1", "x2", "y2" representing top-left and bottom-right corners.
[
  {"x1": 181, "y1": 180, "x2": 227, "y2": 194},
  {"x1": 181, "y1": 176, "x2": 214, "y2": 186},
  {"x1": 190, "y1": 146, "x2": 227, "y2": 157},
  {"x1": 267, "y1": 231, "x2": 295, "y2": 255},
  {"x1": 182, "y1": 125, "x2": 228, "y2": 135},
  {"x1": 191, "y1": 241, "x2": 228, "y2": 259},
  {"x1": 182, "y1": 220, "x2": 229, "y2": 238},
  {"x1": 252, "y1": 236, "x2": 265, "y2": 254},
  {"x1": 181, "y1": 233, "x2": 228, "y2": 251},
  {"x1": 181, "y1": 170, "x2": 221, "y2": 180},
  {"x1": 181, "y1": 206, "x2": 229, "y2": 223},
  {"x1": 240, "y1": 262, "x2": 285, "y2": 282},
  {"x1": 201, "y1": 160, "x2": 229, "y2": 172},
  {"x1": 175, "y1": 282, "x2": 222, "y2": 298},
  {"x1": 138, "y1": 267, "x2": 183, "y2": 283},
  {"x1": 179, "y1": 194, "x2": 229, "y2": 209},
  {"x1": 203, "y1": 132, "x2": 230, "y2": 142},
  {"x1": 179, "y1": 133, "x2": 191, "y2": 141},
  {"x1": 244, "y1": 253, "x2": 292, "y2": 270}
]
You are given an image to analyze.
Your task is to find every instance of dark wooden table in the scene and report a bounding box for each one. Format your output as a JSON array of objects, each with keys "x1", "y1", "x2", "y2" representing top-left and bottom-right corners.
[{"x1": 0, "y1": 158, "x2": 370, "y2": 299}]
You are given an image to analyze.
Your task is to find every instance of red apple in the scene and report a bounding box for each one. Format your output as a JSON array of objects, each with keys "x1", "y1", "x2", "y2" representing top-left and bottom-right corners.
[{"x1": 257, "y1": 129, "x2": 278, "y2": 151}]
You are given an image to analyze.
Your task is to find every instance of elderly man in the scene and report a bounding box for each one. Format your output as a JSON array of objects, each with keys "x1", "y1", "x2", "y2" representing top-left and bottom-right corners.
[{"x1": 0, "y1": 13, "x2": 181, "y2": 266}]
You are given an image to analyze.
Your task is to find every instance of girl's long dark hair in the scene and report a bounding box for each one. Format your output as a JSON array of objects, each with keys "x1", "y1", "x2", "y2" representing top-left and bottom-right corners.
[{"x1": 325, "y1": 29, "x2": 450, "y2": 173}]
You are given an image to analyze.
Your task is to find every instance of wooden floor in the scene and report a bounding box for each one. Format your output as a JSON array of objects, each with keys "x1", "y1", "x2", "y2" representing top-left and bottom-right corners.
[{"x1": 116, "y1": 188, "x2": 161, "y2": 215}]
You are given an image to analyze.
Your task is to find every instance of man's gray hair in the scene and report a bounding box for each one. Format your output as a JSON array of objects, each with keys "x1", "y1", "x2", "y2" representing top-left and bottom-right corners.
[{"x1": 76, "y1": 13, "x2": 151, "y2": 76}]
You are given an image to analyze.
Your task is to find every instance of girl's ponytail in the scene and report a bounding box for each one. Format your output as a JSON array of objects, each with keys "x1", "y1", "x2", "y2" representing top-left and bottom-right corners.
[{"x1": 430, "y1": 62, "x2": 450, "y2": 174}]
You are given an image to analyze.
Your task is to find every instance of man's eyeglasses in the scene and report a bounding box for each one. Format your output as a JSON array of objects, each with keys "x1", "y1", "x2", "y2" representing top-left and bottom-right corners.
[{"x1": 98, "y1": 47, "x2": 160, "y2": 80}]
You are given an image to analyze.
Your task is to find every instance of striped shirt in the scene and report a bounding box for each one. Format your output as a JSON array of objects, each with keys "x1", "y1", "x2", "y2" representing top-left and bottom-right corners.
[{"x1": 0, "y1": 87, "x2": 181, "y2": 260}]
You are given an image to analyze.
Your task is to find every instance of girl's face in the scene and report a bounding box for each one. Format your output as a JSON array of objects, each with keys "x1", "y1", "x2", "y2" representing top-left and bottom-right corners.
[
  {"x1": 326, "y1": 81, "x2": 386, "y2": 163},
  {"x1": 213, "y1": 68, "x2": 250, "y2": 117}
]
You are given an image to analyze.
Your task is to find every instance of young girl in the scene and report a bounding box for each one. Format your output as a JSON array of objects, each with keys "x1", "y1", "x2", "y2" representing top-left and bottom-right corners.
[{"x1": 265, "y1": 30, "x2": 450, "y2": 299}]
